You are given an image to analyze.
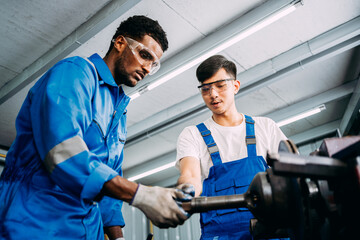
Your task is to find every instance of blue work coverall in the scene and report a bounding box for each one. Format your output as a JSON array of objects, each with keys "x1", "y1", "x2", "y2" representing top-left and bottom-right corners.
[
  {"x1": 0, "y1": 53, "x2": 129, "y2": 239},
  {"x1": 197, "y1": 116, "x2": 283, "y2": 240}
]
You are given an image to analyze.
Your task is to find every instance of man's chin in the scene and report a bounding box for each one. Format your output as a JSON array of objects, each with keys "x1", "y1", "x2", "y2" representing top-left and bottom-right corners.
[
  {"x1": 122, "y1": 78, "x2": 138, "y2": 87},
  {"x1": 130, "y1": 80, "x2": 139, "y2": 87}
]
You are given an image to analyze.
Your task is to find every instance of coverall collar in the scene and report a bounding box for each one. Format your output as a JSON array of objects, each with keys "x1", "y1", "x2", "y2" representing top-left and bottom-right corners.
[{"x1": 88, "y1": 53, "x2": 118, "y2": 87}]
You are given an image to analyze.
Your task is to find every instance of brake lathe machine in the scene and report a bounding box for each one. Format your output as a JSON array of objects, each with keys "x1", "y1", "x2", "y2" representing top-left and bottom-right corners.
[{"x1": 182, "y1": 137, "x2": 360, "y2": 240}]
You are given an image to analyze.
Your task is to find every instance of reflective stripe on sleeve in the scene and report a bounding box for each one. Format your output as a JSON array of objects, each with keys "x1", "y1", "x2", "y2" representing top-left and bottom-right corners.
[{"x1": 44, "y1": 135, "x2": 89, "y2": 173}]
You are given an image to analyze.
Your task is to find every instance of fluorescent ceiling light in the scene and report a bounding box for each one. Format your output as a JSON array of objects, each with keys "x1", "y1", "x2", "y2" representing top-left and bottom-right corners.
[
  {"x1": 277, "y1": 104, "x2": 326, "y2": 127},
  {"x1": 128, "y1": 161, "x2": 176, "y2": 182},
  {"x1": 128, "y1": 92, "x2": 141, "y2": 101},
  {"x1": 129, "y1": 1, "x2": 301, "y2": 101}
]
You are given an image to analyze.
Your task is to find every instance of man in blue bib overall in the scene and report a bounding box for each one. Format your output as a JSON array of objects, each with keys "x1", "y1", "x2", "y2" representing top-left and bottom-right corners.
[{"x1": 176, "y1": 55, "x2": 288, "y2": 239}]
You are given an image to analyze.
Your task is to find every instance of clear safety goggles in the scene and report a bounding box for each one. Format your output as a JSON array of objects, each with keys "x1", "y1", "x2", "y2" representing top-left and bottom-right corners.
[
  {"x1": 112, "y1": 37, "x2": 161, "y2": 75},
  {"x1": 197, "y1": 79, "x2": 235, "y2": 95}
]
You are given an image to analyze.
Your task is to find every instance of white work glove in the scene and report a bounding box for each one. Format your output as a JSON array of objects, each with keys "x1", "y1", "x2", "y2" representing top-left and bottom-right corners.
[{"x1": 130, "y1": 184, "x2": 190, "y2": 228}]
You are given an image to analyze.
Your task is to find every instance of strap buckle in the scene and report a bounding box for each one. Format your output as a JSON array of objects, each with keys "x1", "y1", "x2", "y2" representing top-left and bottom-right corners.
[
  {"x1": 200, "y1": 129, "x2": 211, "y2": 137},
  {"x1": 245, "y1": 118, "x2": 255, "y2": 124},
  {"x1": 246, "y1": 135, "x2": 256, "y2": 145},
  {"x1": 207, "y1": 143, "x2": 219, "y2": 154}
]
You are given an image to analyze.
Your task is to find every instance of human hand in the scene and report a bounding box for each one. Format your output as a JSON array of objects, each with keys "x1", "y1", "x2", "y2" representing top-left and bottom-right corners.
[
  {"x1": 176, "y1": 183, "x2": 195, "y2": 199},
  {"x1": 130, "y1": 184, "x2": 189, "y2": 228},
  {"x1": 175, "y1": 183, "x2": 195, "y2": 217}
]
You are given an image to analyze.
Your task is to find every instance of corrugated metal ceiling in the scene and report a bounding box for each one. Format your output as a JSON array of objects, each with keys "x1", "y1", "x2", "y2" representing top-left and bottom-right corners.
[{"x1": 0, "y1": 0, "x2": 359, "y2": 185}]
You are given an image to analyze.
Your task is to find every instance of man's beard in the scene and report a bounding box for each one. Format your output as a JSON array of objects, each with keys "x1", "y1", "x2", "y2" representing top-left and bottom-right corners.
[{"x1": 114, "y1": 56, "x2": 136, "y2": 87}]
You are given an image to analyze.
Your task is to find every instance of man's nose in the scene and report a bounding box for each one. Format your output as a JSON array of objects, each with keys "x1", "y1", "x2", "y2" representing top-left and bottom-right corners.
[
  {"x1": 142, "y1": 63, "x2": 151, "y2": 74},
  {"x1": 209, "y1": 87, "x2": 218, "y2": 97}
]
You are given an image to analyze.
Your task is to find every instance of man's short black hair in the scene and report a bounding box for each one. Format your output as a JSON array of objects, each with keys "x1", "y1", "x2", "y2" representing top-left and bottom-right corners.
[
  {"x1": 106, "y1": 15, "x2": 168, "y2": 55},
  {"x1": 196, "y1": 55, "x2": 237, "y2": 83}
]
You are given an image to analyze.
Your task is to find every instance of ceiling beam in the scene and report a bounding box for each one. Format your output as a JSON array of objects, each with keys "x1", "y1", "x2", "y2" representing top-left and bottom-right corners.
[
  {"x1": 265, "y1": 80, "x2": 356, "y2": 122},
  {"x1": 125, "y1": 17, "x2": 360, "y2": 146},
  {"x1": 288, "y1": 120, "x2": 341, "y2": 145},
  {"x1": 339, "y1": 77, "x2": 360, "y2": 135},
  {"x1": 0, "y1": 0, "x2": 141, "y2": 105},
  {"x1": 240, "y1": 16, "x2": 360, "y2": 86}
]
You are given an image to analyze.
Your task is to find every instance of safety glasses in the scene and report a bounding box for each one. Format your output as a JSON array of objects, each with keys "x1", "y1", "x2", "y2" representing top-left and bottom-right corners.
[
  {"x1": 124, "y1": 37, "x2": 161, "y2": 75},
  {"x1": 197, "y1": 79, "x2": 235, "y2": 95}
]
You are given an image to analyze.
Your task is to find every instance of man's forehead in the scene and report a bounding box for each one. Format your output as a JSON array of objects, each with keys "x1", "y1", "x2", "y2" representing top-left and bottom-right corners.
[
  {"x1": 203, "y1": 70, "x2": 232, "y2": 84},
  {"x1": 139, "y1": 35, "x2": 163, "y2": 58}
]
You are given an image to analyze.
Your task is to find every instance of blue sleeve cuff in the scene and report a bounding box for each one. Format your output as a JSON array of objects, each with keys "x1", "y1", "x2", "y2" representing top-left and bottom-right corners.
[
  {"x1": 81, "y1": 163, "x2": 118, "y2": 200},
  {"x1": 99, "y1": 196, "x2": 125, "y2": 227}
]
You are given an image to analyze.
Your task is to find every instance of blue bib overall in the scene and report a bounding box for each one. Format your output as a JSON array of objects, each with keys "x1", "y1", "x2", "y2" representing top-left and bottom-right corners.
[{"x1": 197, "y1": 115, "x2": 268, "y2": 240}]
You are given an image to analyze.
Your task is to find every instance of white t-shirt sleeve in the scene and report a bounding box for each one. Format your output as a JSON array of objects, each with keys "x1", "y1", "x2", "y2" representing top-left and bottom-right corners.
[
  {"x1": 269, "y1": 117, "x2": 288, "y2": 153},
  {"x1": 175, "y1": 126, "x2": 201, "y2": 169},
  {"x1": 254, "y1": 117, "x2": 287, "y2": 157}
]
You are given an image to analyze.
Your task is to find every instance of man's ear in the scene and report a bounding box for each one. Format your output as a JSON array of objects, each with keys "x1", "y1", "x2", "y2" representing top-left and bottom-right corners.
[
  {"x1": 234, "y1": 79, "x2": 241, "y2": 94},
  {"x1": 113, "y1": 36, "x2": 127, "y2": 53}
]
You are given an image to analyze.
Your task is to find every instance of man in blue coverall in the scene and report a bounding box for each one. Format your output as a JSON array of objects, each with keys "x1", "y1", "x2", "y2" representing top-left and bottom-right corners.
[{"x1": 0, "y1": 15, "x2": 192, "y2": 240}]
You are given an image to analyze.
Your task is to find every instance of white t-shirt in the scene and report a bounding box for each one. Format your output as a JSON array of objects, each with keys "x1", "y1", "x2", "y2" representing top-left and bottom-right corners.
[{"x1": 176, "y1": 114, "x2": 287, "y2": 180}]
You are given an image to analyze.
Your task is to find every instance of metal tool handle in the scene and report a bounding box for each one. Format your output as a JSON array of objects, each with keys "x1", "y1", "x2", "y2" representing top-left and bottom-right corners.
[{"x1": 182, "y1": 194, "x2": 247, "y2": 213}]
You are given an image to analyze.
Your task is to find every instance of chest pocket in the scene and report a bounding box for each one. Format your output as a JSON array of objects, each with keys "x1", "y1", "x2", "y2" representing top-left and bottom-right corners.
[
  {"x1": 118, "y1": 125, "x2": 126, "y2": 144},
  {"x1": 83, "y1": 119, "x2": 106, "y2": 160},
  {"x1": 106, "y1": 111, "x2": 127, "y2": 168}
]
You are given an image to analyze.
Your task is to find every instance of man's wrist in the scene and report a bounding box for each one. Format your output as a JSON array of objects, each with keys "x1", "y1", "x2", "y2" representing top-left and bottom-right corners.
[
  {"x1": 129, "y1": 183, "x2": 140, "y2": 205},
  {"x1": 103, "y1": 176, "x2": 138, "y2": 202}
]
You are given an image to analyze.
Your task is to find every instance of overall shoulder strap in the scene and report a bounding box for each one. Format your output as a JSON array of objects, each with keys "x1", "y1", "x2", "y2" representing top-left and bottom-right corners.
[
  {"x1": 196, "y1": 123, "x2": 222, "y2": 166},
  {"x1": 245, "y1": 115, "x2": 257, "y2": 157}
]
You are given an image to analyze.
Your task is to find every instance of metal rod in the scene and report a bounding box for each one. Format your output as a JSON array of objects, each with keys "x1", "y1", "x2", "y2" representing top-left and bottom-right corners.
[{"x1": 182, "y1": 194, "x2": 247, "y2": 213}]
